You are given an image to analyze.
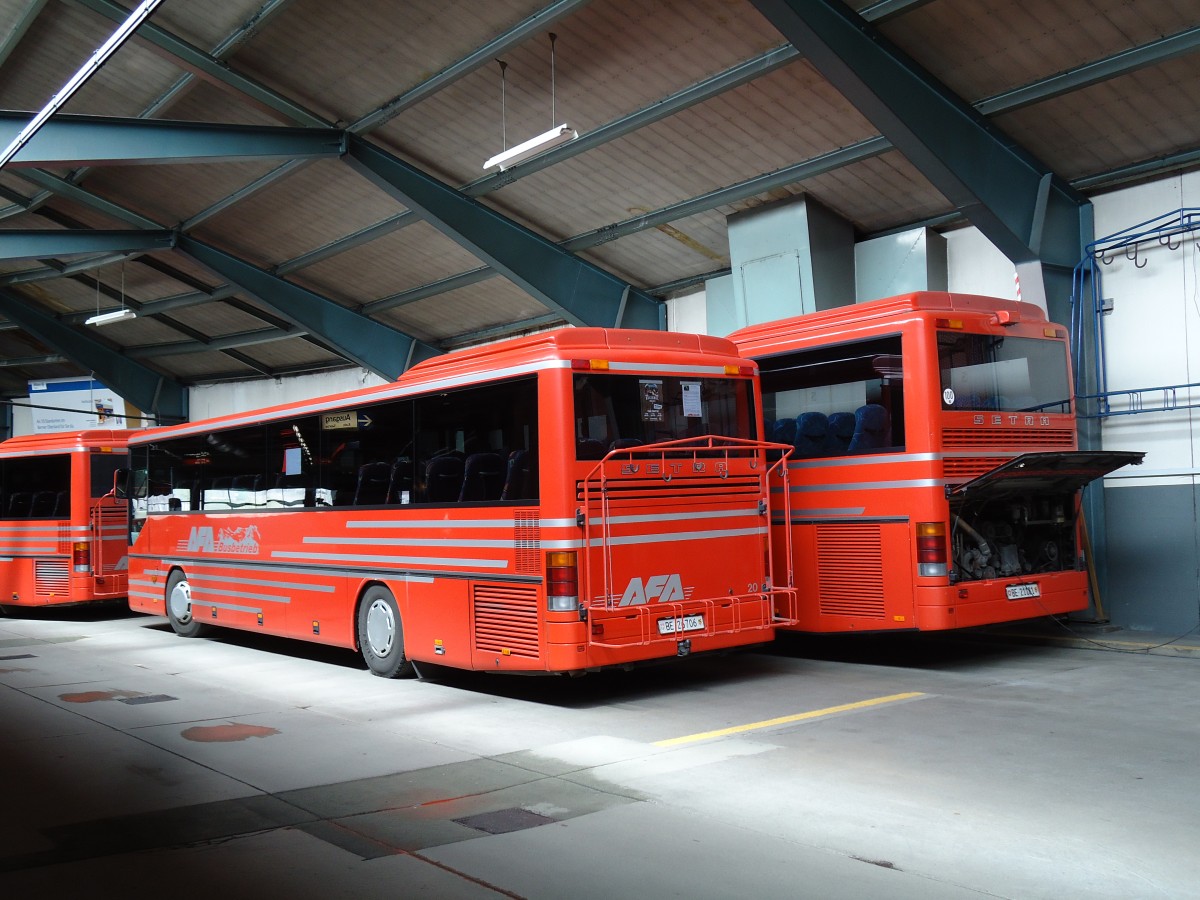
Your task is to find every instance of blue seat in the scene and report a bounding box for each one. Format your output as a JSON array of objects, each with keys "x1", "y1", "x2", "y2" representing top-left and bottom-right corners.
[
  {"x1": 824, "y1": 412, "x2": 856, "y2": 456},
  {"x1": 460, "y1": 452, "x2": 506, "y2": 502},
  {"x1": 425, "y1": 454, "x2": 465, "y2": 503},
  {"x1": 771, "y1": 418, "x2": 797, "y2": 445},
  {"x1": 353, "y1": 462, "x2": 391, "y2": 505},
  {"x1": 501, "y1": 449, "x2": 532, "y2": 501},
  {"x1": 793, "y1": 412, "x2": 828, "y2": 458},
  {"x1": 848, "y1": 404, "x2": 891, "y2": 453}
]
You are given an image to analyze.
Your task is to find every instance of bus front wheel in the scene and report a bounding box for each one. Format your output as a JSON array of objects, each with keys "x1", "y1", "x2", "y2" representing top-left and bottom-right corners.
[
  {"x1": 165, "y1": 569, "x2": 210, "y2": 638},
  {"x1": 356, "y1": 585, "x2": 414, "y2": 678}
]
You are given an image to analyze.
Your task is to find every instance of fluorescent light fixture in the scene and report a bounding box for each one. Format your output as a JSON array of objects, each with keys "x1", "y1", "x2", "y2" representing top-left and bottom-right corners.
[
  {"x1": 85, "y1": 308, "x2": 137, "y2": 326},
  {"x1": 483, "y1": 124, "x2": 577, "y2": 171}
]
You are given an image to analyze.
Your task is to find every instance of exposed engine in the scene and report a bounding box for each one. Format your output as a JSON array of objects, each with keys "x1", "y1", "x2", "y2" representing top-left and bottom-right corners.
[{"x1": 950, "y1": 494, "x2": 1077, "y2": 583}]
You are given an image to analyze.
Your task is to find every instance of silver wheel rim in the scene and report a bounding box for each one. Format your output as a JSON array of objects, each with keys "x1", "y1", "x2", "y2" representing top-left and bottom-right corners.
[
  {"x1": 168, "y1": 578, "x2": 192, "y2": 624},
  {"x1": 365, "y1": 597, "x2": 395, "y2": 658}
]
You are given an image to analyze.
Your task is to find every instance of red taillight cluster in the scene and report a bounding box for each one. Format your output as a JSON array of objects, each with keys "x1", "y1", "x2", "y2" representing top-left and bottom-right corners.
[
  {"x1": 546, "y1": 551, "x2": 579, "y2": 611},
  {"x1": 72, "y1": 541, "x2": 90, "y2": 574},
  {"x1": 916, "y1": 522, "x2": 947, "y2": 578}
]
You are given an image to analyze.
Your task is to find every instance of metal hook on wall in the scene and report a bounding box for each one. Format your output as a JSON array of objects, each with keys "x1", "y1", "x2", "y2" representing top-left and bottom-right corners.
[
  {"x1": 1125, "y1": 243, "x2": 1147, "y2": 268},
  {"x1": 1160, "y1": 232, "x2": 1182, "y2": 251},
  {"x1": 1094, "y1": 246, "x2": 1115, "y2": 265}
]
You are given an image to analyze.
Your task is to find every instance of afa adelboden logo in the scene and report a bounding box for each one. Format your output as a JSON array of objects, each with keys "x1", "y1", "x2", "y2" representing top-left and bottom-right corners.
[{"x1": 182, "y1": 525, "x2": 261, "y2": 555}]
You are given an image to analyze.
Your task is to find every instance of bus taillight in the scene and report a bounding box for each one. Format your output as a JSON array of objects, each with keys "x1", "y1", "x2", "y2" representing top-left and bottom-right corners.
[
  {"x1": 916, "y1": 523, "x2": 947, "y2": 577},
  {"x1": 72, "y1": 541, "x2": 90, "y2": 574},
  {"x1": 546, "y1": 551, "x2": 579, "y2": 611}
]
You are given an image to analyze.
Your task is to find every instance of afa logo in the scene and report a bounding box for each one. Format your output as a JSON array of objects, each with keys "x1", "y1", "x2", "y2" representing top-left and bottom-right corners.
[
  {"x1": 184, "y1": 524, "x2": 261, "y2": 555},
  {"x1": 619, "y1": 573, "x2": 688, "y2": 606}
]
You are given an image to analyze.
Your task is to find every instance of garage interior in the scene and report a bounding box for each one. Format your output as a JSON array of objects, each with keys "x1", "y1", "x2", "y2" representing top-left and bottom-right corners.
[{"x1": 0, "y1": 1, "x2": 1197, "y2": 895}]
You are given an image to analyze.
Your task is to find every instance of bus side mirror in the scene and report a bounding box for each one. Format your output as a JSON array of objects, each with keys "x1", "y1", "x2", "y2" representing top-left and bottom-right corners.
[{"x1": 113, "y1": 468, "x2": 129, "y2": 499}]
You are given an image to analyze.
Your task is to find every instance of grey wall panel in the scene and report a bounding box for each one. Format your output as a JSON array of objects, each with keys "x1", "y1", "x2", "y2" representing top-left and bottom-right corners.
[{"x1": 1104, "y1": 483, "x2": 1200, "y2": 634}]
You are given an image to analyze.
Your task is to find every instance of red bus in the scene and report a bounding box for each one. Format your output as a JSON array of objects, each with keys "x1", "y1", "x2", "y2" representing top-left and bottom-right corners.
[
  {"x1": 0, "y1": 429, "x2": 131, "y2": 610},
  {"x1": 125, "y1": 327, "x2": 795, "y2": 676},
  {"x1": 729, "y1": 291, "x2": 1142, "y2": 633}
]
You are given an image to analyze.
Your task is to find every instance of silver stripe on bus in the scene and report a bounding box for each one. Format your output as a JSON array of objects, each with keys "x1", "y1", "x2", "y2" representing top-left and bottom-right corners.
[
  {"x1": 305, "y1": 536, "x2": 523, "y2": 549},
  {"x1": 789, "y1": 479, "x2": 943, "y2": 492},
  {"x1": 197, "y1": 599, "x2": 263, "y2": 615},
  {"x1": 270, "y1": 550, "x2": 509, "y2": 568},
  {"x1": 542, "y1": 525, "x2": 768, "y2": 549},
  {"x1": 789, "y1": 507, "x2": 867, "y2": 516},
  {"x1": 0, "y1": 524, "x2": 91, "y2": 532},
  {"x1": 191, "y1": 585, "x2": 291, "y2": 605},
  {"x1": 605, "y1": 508, "x2": 759, "y2": 525},
  {"x1": 607, "y1": 361, "x2": 729, "y2": 374},
  {"x1": 189, "y1": 572, "x2": 335, "y2": 592},
  {"x1": 348, "y1": 518, "x2": 520, "y2": 530},
  {"x1": 0, "y1": 545, "x2": 56, "y2": 553},
  {"x1": 128, "y1": 589, "x2": 160, "y2": 600},
  {"x1": 128, "y1": 578, "x2": 160, "y2": 589},
  {"x1": 789, "y1": 452, "x2": 941, "y2": 469}
]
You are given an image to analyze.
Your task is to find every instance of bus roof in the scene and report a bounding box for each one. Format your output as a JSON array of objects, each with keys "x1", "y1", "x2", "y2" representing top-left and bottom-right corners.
[
  {"x1": 130, "y1": 326, "x2": 751, "y2": 445},
  {"x1": 726, "y1": 291, "x2": 1052, "y2": 350},
  {"x1": 0, "y1": 429, "x2": 134, "y2": 456}
]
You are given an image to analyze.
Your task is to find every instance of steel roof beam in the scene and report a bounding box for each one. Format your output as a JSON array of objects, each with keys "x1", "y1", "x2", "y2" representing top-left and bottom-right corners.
[
  {"x1": 0, "y1": 0, "x2": 50, "y2": 70},
  {"x1": 0, "y1": 113, "x2": 343, "y2": 167},
  {"x1": 344, "y1": 136, "x2": 662, "y2": 330},
  {"x1": 976, "y1": 25, "x2": 1200, "y2": 116},
  {"x1": 176, "y1": 235, "x2": 441, "y2": 377},
  {"x1": 0, "y1": 288, "x2": 186, "y2": 421},
  {"x1": 275, "y1": 0, "x2": 929, "y2": 272},
  {"x1": 0, "y1": 229, "x2": 174, "y2": 260},
  {"x1": 69, "y1": 0, "x2": 328, "y2": 127},
  {"x1": 748, "y1": 0, "x2": 1088, "y2": 318}
]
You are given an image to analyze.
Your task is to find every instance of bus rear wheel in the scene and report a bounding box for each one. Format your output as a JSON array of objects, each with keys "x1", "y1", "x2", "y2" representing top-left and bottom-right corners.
[
  {"x1": 165, "y1": 569, "x2": 210, "y2": 638},
  {"x1": 357, "y1": 585, "x2": 414, "y2": 678}
]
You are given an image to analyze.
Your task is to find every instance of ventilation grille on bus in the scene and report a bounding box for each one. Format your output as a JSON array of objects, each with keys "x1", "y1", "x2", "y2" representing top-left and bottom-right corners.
[
  {"x1": 514, "y1": 510, "x2": 540, "y2": 575},
  {"x1": 816, "y1": 523, "x2": 886, "y2": 619},
  {"x1": 942, "y1": 428, "x2": 1075, "y2": 448},
  {"x1": 943, "y1": 457, "x2": 1012, "y2": 481},
  {"x1": 473, "y1": 583, "x2": 540, "y2": 659},
  {"x1": 35, "y1": 559, "x2": 70, "y2": 596}
]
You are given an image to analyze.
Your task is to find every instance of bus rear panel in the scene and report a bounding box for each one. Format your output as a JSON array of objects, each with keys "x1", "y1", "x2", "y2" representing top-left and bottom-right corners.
[{"x1": 729, "y1": 291, "x2": 1141, "y2": 633}]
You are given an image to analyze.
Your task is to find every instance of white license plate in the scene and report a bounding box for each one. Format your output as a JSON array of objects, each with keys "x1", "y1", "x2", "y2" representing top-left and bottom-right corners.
[
  {"x1": 1006, "y1": 583, "x2": 1041, "y2": 600},
  {"x1": 657, "y1": 614, "x2": 705, "y2": 635}
]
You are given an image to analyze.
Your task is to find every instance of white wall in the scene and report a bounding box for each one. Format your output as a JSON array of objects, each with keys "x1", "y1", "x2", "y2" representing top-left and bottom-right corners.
[{"x1": 188, "y1": 367, "x2": 387, "y2": 420}]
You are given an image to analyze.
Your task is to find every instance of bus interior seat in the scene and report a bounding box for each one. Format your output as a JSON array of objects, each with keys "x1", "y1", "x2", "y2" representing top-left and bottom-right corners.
[
  {"x1": 824, "y1": 411, "x2": 856, "y2": 456},
  {"x1": 576, "y1": 438, "x2": 606, "y2": 460},
  {"x1": 52, "y1": 491, "x2": 69, "y2": 516},
  {"x1": 30, "y1": 491, "x2": 59, "y2": 517},
  {"x1": 387, "y1": 458, "x2": 414, "y2": 505},
  {"x1": 848, "y1": 404, "x2": 891, "y2": 453},
  {"x1": 7, "y1": 492, "x2": 32, "y2": 517},
  {"x1": 501, "y1": 449, "x2": 531, "y2": 501},
  {"x1": 425, "y1": 454, "x2": 465, "y2": 503},
  {"x1": 353, "y1": 461, "x2": 391, "y2": 505},
  {"x1": 771, "y1": 418, "x2": 798, "y2": 445},
  {"x1": 230, "y1": 474, "x2": 264, "y2": 509},
  {"x1": 793, "y1": 412, "x2": 829, "y2": 458},
  {"x1": 205, "y1": 476, "x2": 233, "y2": 510},
  {"x1": 460, "y1": 452, "x2": 506, "y2": 502}
]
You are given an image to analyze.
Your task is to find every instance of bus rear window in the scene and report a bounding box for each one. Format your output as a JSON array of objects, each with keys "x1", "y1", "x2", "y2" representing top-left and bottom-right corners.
[
  {"x1": 938, "y1": 333, "x2": 1071, "y2": 413},
  {"x1": 573, "y1": 374, "x2": 754, "y2": 459}
]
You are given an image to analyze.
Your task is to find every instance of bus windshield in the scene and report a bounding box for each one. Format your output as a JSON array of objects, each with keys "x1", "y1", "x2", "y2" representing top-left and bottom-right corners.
[
  {"x1": 938, "y1": 332, "x2": 1071, "y2": 413},
  {"x1": 573, "y1": 374, "x2": 754, "y2": 459}
]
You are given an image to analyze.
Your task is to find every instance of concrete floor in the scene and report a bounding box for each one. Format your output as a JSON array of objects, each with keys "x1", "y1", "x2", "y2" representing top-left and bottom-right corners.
[{"x1": 1, "y1": 605, "x2": 1196, "y2": 899}]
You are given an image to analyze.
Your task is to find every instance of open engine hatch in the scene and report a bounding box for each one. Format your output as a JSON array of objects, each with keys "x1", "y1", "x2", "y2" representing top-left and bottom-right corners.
[{"x1": 946, "y1": 451, "x2": 1145, "y2": 501}]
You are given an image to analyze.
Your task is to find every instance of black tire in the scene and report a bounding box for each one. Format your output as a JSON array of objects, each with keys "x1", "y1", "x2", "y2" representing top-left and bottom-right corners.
[
  {"x1": 356, "y1": 584, "x2": 414, "y2": 678},
  {"x1": 165, "y1": 569, "x2": 210, "y2": 638}
]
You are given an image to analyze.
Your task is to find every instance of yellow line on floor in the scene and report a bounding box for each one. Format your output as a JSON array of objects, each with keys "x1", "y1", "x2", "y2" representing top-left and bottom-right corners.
[{"x1": 654, "y1": 691, "x2": 926, "y2": 747}]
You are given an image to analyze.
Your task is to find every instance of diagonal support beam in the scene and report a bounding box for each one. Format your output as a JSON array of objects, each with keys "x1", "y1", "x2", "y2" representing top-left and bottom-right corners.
[
  {"x1": 343, "y1": 135, "x2": 662, "y2": 330},
  {"x1": 0, "y1": 289, "x2": 186, "y2": 421},
  {"x1": 176, "y1": 235, "x2": 441, "y2": 378},
  {"x1": 0, "y1": 229, "x2": 175, "y2": 260},
  {"x1": 0, "y1": 113, "x2": 343, "y2": 167},
  {"x1": 748, "y1": 0, "x2": 1090, "y2": 319}
]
